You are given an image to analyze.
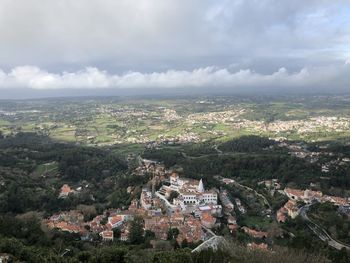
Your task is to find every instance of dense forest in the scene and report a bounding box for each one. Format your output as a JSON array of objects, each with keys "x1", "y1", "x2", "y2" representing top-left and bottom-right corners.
[
  {"x1": 144, "y1": 136, "x2": 350, "y2": 195},
  {"x1": 0, "y1": 132, "x2": 132, "y2": 215}
]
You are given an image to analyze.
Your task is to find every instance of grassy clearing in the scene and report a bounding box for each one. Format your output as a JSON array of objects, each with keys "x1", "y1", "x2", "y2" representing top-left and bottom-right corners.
[
  {"x1": 34, "y1": 161, "x2": 59, "y2": 175},
  {"x1": 240, "y1": 215, "x2": 272, "y2": 230},
  {"x1": 0, "y1": 119, "x2": 11, "y2": 126},
  {"x1": 111, "y1": 143, "x2": 145, "y2": 157}
]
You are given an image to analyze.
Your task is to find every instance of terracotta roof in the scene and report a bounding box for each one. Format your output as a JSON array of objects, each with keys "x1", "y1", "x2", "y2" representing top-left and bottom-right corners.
[
  {"x1": 284, "y1": 200, "x2": 298, "y2": 211},
  {"x1": 101, "y1": 231, "x2": 113, "y2": 238},
  {"x1": 284, "y1": 188, "x2": 304, "y2": 197},
  {"x1": 201, "y1": 213, "x2": 216, "y2": 224},
  {"x1": 277, "y1": 208, "x2": 287, "y2": 222},
  {"x1": 242, "y1": 227, "x2": 267, "y2": 239},
  {"x1": 109, "y1": 215, "x2": 123, "y2": 225},
  {"x1": 55, "y1": 221, "x2": 82, "y2": 233},
  {"x1": 61, "y1": 184, "x2": 72, "y2": 193}
]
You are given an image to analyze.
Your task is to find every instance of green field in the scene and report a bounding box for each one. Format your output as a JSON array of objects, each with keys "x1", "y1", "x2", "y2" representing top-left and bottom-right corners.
[{"x1": 1, "y1": 95, "x2": 350, "y2": 145}]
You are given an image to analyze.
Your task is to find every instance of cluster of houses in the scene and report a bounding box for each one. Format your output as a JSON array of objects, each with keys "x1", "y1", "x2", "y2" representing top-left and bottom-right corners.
[
  {"x1": 45, "y1": 208, "x2": 136, "y2": 242},
  {"x1": 139, "y1": 178, "x2": 221, "y2": 241},
  {"x1": 48, "y1": 173, "x2": 232, "y2": 244},
  {"x1": 144, "y1": 212, "x2": 204, "y2": 243},
  {"x1": 163, "y1": 109, "x2": 181, "y2": 122},
  {"x1": 51, "y1": 168, "x2": 350, "y2": 250},
  {"x1": 284, "y1": 188, "x2": 350, "y2": 206},
  {"x1": 46, "y1": 210, "x2": 86, "y2": 234},
  {"x1": 133, "y1": 158, "x2": 168, "y2": 177},
  {"x1": 257, "y1": 116, "x2": 350, "y2": 135},
  {"x1": 186, "y1": 109, "x2": 245, "y2": 125},
  {"x1": 219, "y1": 189, "x2": 235, "y2": 214},
  {"x1": 58, "y1": 183, "x2": 89, "y2": 199},
  {"x1": 154, "y1": 132, "x2": 201, "y2": 146},
  {"x1": 276, "y1": 187, "x2": 350, "y2": 223},
  {"x1": 277, "y1": 200, "x2": 299, "y2": 223}
]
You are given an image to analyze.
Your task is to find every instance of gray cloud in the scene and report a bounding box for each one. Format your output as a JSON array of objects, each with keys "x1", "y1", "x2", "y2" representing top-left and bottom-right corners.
[{"x1": 0, "y1": 0, "x2": 349, "y2": 94}]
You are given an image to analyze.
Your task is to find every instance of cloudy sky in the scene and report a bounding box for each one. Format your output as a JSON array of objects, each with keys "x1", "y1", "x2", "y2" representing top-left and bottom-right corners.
[{"x1": 0, "y1": 0, "x2": 350, "y2": 98}]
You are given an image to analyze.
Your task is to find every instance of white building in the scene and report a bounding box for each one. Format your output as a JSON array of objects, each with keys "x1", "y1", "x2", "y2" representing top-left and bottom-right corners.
[{"x1": 169, "y1": 174, "x2": 217, "y2": 207}]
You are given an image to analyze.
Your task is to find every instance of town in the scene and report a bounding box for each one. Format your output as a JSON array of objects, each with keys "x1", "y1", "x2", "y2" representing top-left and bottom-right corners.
[{"x1": 46, "y1": 155, "x2": 350, "y2": 252}]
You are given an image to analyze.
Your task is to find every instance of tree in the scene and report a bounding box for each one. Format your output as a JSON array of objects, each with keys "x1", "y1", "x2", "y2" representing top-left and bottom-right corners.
[
  {"x1": 109, "y1": 189, "x2": 130, "y2": 208},
  {"x1": 145, "y1": 230, "x2": 156, "y2": 240},
  {"x1": 113, "y1": 228, "x2": 121, "y2": 240},
  {"x1": 77, "y1": 204, "x2": 97, "y2": 221},
  {"x1": 181, "y1": 239, "x2": 188, "y2": 248},
  {"x1": 129, "y1": 216, "x2": 144, "y2": 244},
  {"x1": 167, "y1": 228, "x2": 179, "y2": 240},
  {"x1": 168, "y1": 191, "x2": 179, "y2": 202}
]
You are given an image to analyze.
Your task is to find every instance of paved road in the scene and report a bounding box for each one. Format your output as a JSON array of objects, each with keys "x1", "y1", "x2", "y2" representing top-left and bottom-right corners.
[{"x1": 300, "y1": 204, "x2": 350, "y2": 250}]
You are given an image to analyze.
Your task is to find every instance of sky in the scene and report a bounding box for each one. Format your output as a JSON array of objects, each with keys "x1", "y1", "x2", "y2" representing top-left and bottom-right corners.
[{"x1": 0, "y1": 0, "x2": 350, "y2": 98}]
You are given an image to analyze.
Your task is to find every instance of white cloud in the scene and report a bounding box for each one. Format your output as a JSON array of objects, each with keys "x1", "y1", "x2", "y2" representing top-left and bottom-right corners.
[{"x1": 0, "y1": 64, "x2": 349, "y2": 91}]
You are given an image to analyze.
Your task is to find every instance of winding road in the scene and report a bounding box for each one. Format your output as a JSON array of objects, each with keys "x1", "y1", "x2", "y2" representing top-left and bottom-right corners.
[{"x1": 300, "y1": 204, "x2": 350, "y2": 250}]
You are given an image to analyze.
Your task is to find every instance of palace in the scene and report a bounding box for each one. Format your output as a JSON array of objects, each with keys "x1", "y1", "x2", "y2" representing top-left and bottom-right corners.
[{"x1": 160, "y1": 173, "x2": 217, "y2": 208}]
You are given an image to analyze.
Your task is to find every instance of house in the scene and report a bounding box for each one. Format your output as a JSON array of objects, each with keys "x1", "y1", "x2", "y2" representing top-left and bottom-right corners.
[
  {"x1": 228, "y1": 223, "x2": 238, "y2": 234},
  {"x1": 276, "y1": 207, "x2": 287, "y2": 223},
  {"x1": 128, "y1": 199, "x2": 139, "y2": 211},
  {"x1": 220, "y1": 177, "x2": 235, "y2": 185},
  {"x1": 120, "y1": 231, "x2": 128, "y2": 241},
  {"x1": 177, "y1": 216, "x2": 204, "y2": 243},
  {"x1": 235, "y1": 198, "x2": 246, "y2": 214},
  {"x1": 227, "y1": 215, "x2": 237, "y2": 225},
  {"x1": 227, "y1": 215, "x2": 238, "y2": 234},
  {"x1": 54, "y1": 221, "x2": 82, "y2": 233},
  {"x1": 100, "y1": 231, "x2": 113, "y2": 242},
  {"x1": 197, "y1": 204, "x2": 222, "y2": 217},
  {"x1": 144, "y1": 216, "x2": 170, "y2": 240},
  {"x1": 322, "y1": 195, "x2": 349, "y2": 206},
  {"x1": 284, "y1": 200, "x2": 299, "y2": 219},
  {"x1": 285, "y1": 187, "x2": 349, "y2": 206},
  {"x1": 219, "y1": 190, "x2": 234, "y2": 212},
  {"x1": 201, "y1": 212, "x2": 216, "y2": 229},
  {"x1": 59, "y1": 184, "x2": 74, "y2": 198},
  {"x1": 242, "y1": 227, "x2": 267, "y2": 239},
  {"x1": 284, "y1": 188, "x2": 323, "y2": 203},
  {"x1": 284, "y1": 188, "x2": 304, "y2": 201},
  {"x1": 107, "y1": 215, "x2": 124, "y2": 229}
]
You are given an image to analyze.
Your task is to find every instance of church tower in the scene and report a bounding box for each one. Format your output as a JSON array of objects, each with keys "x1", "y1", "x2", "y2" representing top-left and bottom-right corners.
[{"x1": 198, "y1": 178, "x2": 205, "y2": 193}]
